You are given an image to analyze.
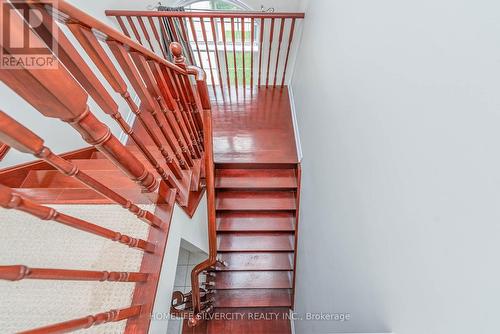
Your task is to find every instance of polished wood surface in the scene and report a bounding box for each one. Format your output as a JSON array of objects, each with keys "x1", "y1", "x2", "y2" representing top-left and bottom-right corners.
[
  {"x1": 211, "y1": 271, "x2": 291, "y2": 289},
  {"x1": 211, "y1": 87, "x2": 298, "y2": 164},
  {"x1": 0, "y1": 2, "x2": 210, "y2": 332},
  {"x1": 206, "y1": 308, "x2": 291, "y2": 334},
  {"x1": 0, "y1": 147, "x2": 96, "y2": 187},
  {"x1": 106, "y1": 11, "x2": 304, "y2": 101},
  {"x1": 0, "y1": 110, "x2": 163, "y2": 227},
  {"x1": 215, "y1": 168, "x2": 297, "y2": 189},
  {"x1": 0, "y1": 142, "x2": 10, "y2": 161},
  {"x1": 216, "y1": 252, "x2": 293, "y2": 271},
  {"x1": 215, "y1": 289, "x2": 292, "y2": 308},
  {"x1": 216, "y1": 191, "x2": 296, "y2": 211},
  {"x1": 218, "y1": 232, "x2": 294, "y2": 252},
  {"x1": 208, "y1": 163, "x2": 300, "y2": 318},
  {"x1": 217, "y1": 211, "x2": 295, "y2": 232}
]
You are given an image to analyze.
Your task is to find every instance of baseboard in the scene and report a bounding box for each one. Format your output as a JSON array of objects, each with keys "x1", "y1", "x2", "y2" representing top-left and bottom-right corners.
[{"x1": 287, "y1": 86, "x2": 303, "y2": 161}]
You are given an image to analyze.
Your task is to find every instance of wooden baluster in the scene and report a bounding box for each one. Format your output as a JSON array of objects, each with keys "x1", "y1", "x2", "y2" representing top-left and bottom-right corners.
[
  {"x1": 159, "y1": 65, "x2": 199, "y2": 159},
  {"x1": 241, "y1": 17, "x2": 246, "y2": 89},
  {"x1": 156, "y1": 16, "x2": 170, "y2": 54},
  {"x1": 273, "y1": 18, "x2": 286, "y2": 87},
  {"x1": 148, "y1": 61, "x2": 195, "y2": 166},
  {"x1": 177, "y1": 16, "x2": 196, "y2": 65},
  {"x1": 230, "y1": 18, "x2": 238, "y2": 94},
  {"x1": 188, "y1": 17, "x2": 204, "y2": 70},
  {"x1": 107, "y1": 41, "x2": 184, "y2": 180},
  {"x1": 0, "y1": 184, "x2": 155, "y2": 252},
  {"x1": 126, "y1": 16, "x2": 143, "y2": 45},
  {"x1": 116, "y1": 16, "x2": 131, "y2": 38},
  {"x1": 266, "y1": 17, "x2": 275, "y2": 87},
  {"x1": 250, "y1": 17, "x2": 255, "y2": 89},
  {"x1": 163, "y1": 66, "x2": 202, "y2": 158},
  {"x1": 0, "y1": 265, "x2": 148, "y2": 282},
  {"x1": 130, "y1": 52, "x2": 188, "y2": 170},
  {"x1": 137, "y1": 16, "x2": 155, "y2": 52},
  {"x1": 258, "y1": 18, "x2": 265, "y2": 86},
  {"x1": 17, "y1": 306, "x2": 142, "y2": 334},
  {"x1": 170, "y1": 44, "x2": 204, "y2": 148},
  {"x1": 20, "y1": 14, "x2": 174, "y2": 197},
  {"x1": 182, "y1": 67, "x2": 217, "y2": 323},
  {"x1": 220, "y1": 17, "x2": 232, "y2": 97},
  {"x1": 175, "y1": 72, "x2": 204, "y2": 153},
  {"x1": 0, "y1": 17, "x2": 157, "y2": 193},
  {"x1": 177, "y1": 72, "x2": 204, "y2": 149},
  {"x1": 64, "y1": 23, "x2": 179, "y2": 187},
  {"x1": 167, "y1": 16, "x2": 181, "y2": 42},
  {"x1": 200, "y1": 16, "x2": 218, "y2": 98},
  {"x1": 210, "y1": 17, "x2": 225, "y2": 99},
  {"x1": 147, "y1": 16, "x2": 168, "y2": 59},
  {"x1": 0, "y1": 142, "x2": 9, "y2": 161},
  {"x1": 281, "y1": 18, "x2": 297, "y2": 87},
  {"x1": 0, "y1": 110, "x2": 164, "y2": 227}
]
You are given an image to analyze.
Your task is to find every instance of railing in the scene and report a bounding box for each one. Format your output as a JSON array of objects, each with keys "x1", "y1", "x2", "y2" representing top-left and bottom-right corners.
[
  {"x1": 0, "y1": 0, "x2": 215, "y2": 332},
  {"x1": 0, "y1": 141, "x2": 10, "y2": 161},
  {"x1": 106, "y1": 10, "x2": 305, "y2": 99}
]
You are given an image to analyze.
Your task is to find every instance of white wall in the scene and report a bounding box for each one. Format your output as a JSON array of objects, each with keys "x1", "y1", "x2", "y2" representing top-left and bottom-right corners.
[
  {"x1": 291, "y1": 1, "x2": 500, "y2": 333},
  {"x1": 150, "y1": 196, "x2": 209, "y2": 334}
]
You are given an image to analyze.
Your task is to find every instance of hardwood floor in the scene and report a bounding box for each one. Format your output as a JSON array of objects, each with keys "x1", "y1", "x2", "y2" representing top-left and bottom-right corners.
[
  {"x1": 204, "y1": 86, "x2": 300, "y2": 333},
  {"x1": 211, "y1": 86, "x2": 299, "y2": 164}
]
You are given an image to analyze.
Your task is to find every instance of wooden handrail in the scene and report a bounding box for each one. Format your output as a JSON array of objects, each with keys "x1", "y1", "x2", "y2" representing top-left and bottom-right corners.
[
  {"x1": 0, "y1": 184, "x2": 155, "y2": 252},
  {"x1": 105, "y1": 10, "x2": 305, "y2": 19},
  {"x1": 0, "y1": 8, "x2": 159, "y2": 193},
  {"x1": 106, "y1": 9, "x2": 305, "y2": 98},
  {"x1": 0, "y1": 110, "x2": 163, "y2": 227},
  {"x1": 171, "y1": 43, "x2": 217, "y2": 326},
  {"x1": 0, "y1": 142, "x2": 10, "y2": 161},
  {"x1": 18, "y1": 306, "x2": 142, "y2": 334},
  {"x1": 1, "y1": 2, "x2": 213, "y2": 332},
  {"x1": 30, "y1": 1, "x2": 187, "y2": 74},
  {"x1": 0, "y1": 265, "x2": 148, "y2": 282}
]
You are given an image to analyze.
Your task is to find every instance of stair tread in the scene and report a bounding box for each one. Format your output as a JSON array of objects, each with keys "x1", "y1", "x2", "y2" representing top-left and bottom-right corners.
[
  {"x1": 218, "y1": 232, "x2": 294, "y2": 252},
  {"x1": 12, "y1": 188, "x2": 157, "y2": 204},
  {"x1": 215, "y1": 169, "x2": 296, "y2": 189},
  {"x1": 215, "y1": 252, "x2": 293, "y2": 271},
  {"x1": 217, "y1": 211, "x2": 295, "y2": 231},
  {"x1": 20, "y1": 170, "x2": 137, "y2": 189},
  {"x1": 213, "y1": 271, "x2": 292, "y2": 289},
  {"x1": 215, "y1": 289, "x2": 292, "y2": 308},
  {"x1": 216, "y1": 191, "x2": 296, "y2": 211}
]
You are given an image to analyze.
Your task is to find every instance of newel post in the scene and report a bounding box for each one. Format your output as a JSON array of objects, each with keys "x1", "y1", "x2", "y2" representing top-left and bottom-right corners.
[{"x1": 169, "y1": 42, "x2": 187, "y2": 70}]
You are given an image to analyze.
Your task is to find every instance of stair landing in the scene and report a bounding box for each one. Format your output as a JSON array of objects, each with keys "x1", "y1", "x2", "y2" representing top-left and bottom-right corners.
[{"x1": 212, "y1": 86, "x2": 299, "y2": 164}]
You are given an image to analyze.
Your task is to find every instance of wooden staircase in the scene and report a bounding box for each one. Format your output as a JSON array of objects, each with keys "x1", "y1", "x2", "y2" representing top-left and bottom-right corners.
[
  {"x1": 3, "y1": 146, "x2": 204, "y2": 215},
  {"x1": 0, "y1": 1, "x2": 304, "y2": 332},
  {"x1": 211, "y1": 165, "x2": 299, "y2": 310}
]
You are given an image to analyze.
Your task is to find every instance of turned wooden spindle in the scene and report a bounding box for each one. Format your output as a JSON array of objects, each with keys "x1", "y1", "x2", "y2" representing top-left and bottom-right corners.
[
  {"x1": 0, "y1": 111, "x2": 163, "y2": 228},
  {"x1": 17, "y1": 306, "x2": 142, "y2": 334},
  {"x1": 157, "y1": 64, "x2": 198, "y2": 160},
  {"x1": 170, "y1": 42, "x2": 204, "y2": 154},
  {"x1": 0, "y1": 265, "x2": 148, "y2": 282},
  {"x1": 22, "y1": 13, "x2": 174, "y2": 196},
  {"x1": 129, "y1": 51, "x2": 189, "y2": 169},
  {"x1": 0, "y1": 15, "x2": 158, "y2": 193},
  {"x1": 107, "y1": 40, "x2": 184, "y2": 180},
  {"x1": 0, "y1": 184, "x2": 155, "y2": 253},
  {"x1": 167, "y1": 68, "x2": 203, "y2": 158}
]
